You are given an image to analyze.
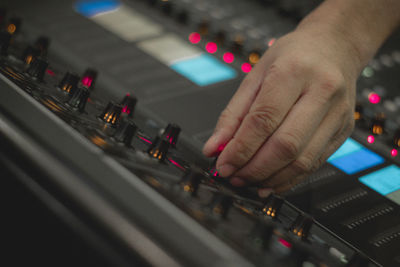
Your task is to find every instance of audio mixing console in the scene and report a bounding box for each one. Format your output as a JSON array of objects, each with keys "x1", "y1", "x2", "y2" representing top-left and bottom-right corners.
[{"x1": 1, "y1": 1, "x2": 400, "y2": 266}]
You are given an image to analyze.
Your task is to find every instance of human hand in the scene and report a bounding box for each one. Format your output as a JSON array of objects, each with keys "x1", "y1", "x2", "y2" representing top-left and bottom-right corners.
[{"x1": 203, "y1": 24, "x2": 364, "y2": 197}]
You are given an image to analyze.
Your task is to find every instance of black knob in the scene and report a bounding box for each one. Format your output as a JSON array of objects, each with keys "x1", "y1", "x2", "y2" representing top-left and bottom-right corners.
[
  {"x1": 34, "y1": 36, "x2": 50, "y2": 57},
  {"x1": 114, "y1": 119, "x2": 137, "y2": 146},
  {"x1": 262, "y1": 194, "x2": 284, "y2": 219},
  {"x1": 26, "y1": 57, "x2": 48, "y2": 81},
  {"x1": 120, "y1": 94, "x2": 137, "y2": 117},
  {"x1": 210, "y1": 194, "x2": 233, "y2": 219},
  {"x1": 290, "y1": 214, "x2": 313, "y2": 240},
  {"x1": 180, "y1": 170, "x2": 203, "y2": 196},
  {"x1": 147, "y1": 136, "x2": 170, "y2": 161},
  {"x1": 0, "y1": 31, "x2": 11, "y2": 56},
  {"x1": 21, "y1": 45, "x2": 39, "y2": 65},
  {"x1": 6, "y1": 17, "x2": 21, "y2": 35},
  {"x1": 371, "y1": 112, "x2": 385, "y2": 135},
  {"x1": 66, "y1": 87, "x2": 90, "y2": 112},
  {"x1": 99, "y1": 102, "x2": 123, "y2": 126},
  {"x1": 59, "y1": 72, "x2": 79, "y2": 95},
  {"x1": 80, "y1": 68, "x2": 97, "y2": 89},
  {"x1": 162, "y1": 123, "x2": 181, "y2": 146}
]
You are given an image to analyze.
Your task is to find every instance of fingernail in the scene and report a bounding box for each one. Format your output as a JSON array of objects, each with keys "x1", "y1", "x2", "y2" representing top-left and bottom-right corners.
[
  {"x1": 230, "y1": 177, "x2": 246, "y2": 187},
  {"x1": 258, "y1": 188, "x2": 274, "y2": 198},
  {"x1": 217, "y1": 164, "x2": 237, "y2": 177}
]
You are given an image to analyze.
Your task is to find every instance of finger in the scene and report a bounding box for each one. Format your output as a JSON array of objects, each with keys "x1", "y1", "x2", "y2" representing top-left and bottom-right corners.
[
  {"x1": 273, "y1": 174, "x2": 308, "y2": 194},
  {"x1": 233, "y1": 80, "x2": 340, "y2": 183},
  {"x1": 203, "y1": 67, "x2": 265, "y2": 157},
  {"x1": 216, "y1": 64, "x2": 305, "y2": 177}
]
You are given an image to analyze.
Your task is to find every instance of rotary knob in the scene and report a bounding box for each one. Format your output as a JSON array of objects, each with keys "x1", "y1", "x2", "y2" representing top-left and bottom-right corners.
[
  {"x1": 66, "y1": 87, "x2": 90, "y2": 112},
  {"x1": 162, "y1": 123, "x2": 181, "y2": 146},
  {"x1": 180, "y1": 170, "x2": 203, "y2": 196},
  {"x1": 114, "y1": 119, "x2": 137, "y2": 146},
  {"x1": 262, "y1": 194, "x2": 284, "y2": 219},
  {"x1": 290, "y1": 214, "x2": 313, "y2": 240},
  {"x1": 26, "y1": 57, "x2": 48, "y2": 81},
  {"x1": 59, "y1": 72, "x2": 79, "y2": 95},
  {"x1": 147, "y1": 136, "x2": 170, "y2": 161},
  {"x1": 120, "y1": 94, "x2": 137, "y2": 117},
  {"x1": 0, "y1": 31, "x2": 11, "y2": 56},
  {"x1": 6, "y1": 17, "x2": 21, "y2": 35},
  {"x1": 99, "y1": 102, "x2": 123, "y2": 126},
  {"x1": 80, "y1": 68, "x2": 97, "y2": 89}
]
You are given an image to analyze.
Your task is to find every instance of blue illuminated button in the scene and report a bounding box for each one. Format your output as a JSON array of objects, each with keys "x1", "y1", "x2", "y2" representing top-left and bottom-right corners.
[
  {"x1": 75, "y1": 0, "x2": 120, "y2": 17},
  {"x1": 359, "y1": 165, "x2": 400, "y2": 195},
  {"x1": 328, "y1": 138, "x2": 363, "y2": 161},
  {"x1": 170, "y1": 54, "x2": 237, "y2": 86}
]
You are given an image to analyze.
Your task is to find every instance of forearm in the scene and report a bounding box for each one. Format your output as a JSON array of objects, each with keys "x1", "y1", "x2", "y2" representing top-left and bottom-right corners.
[{"x1": 297, "y1": 0, "x2": 400, "y2": 70}]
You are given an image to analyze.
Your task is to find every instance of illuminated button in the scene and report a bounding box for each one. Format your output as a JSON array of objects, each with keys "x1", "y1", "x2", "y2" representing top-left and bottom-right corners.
[
  {"x1": 147, "y1": 136, "x2": 170, "y2": 161},
  {"x1": 80, "y1": 68, "x2": 97, "y2": 89},
  {"x1": 0, "y1": 31, "x2": 11, "y2": 56},
  {"x1": 180, "y1": 170, "x2": 203, "y2": 196},
  {"x1": 22, "y1": 46, "x2": 38, "y2": 65},
  {"x1": 248, "y1": 50, "x2": 261, "y2": 65},
  {"x1": 223, "y1": 52, "x2": 234, "y2": 64},
  {"x1": 6, "y1": 17, "x2": 21, "y2": 35},
  {"x1": 198, "y1": 20, "x2": 209, "y2": 36},
  {"x1": 241, "y1": 62, "x2": 252, "y2": 73},
  {"x1": 66, "y1": 87, "x2": 90, "y2": 112},
  {"x1": 120, "y1": 94, "x2": 137, "y2": 117},
  {"x1": 114, "y1": 119, "x2": 137, "y2": 146},
  {"x1": 188, "y1": 32, "x2": 201, "y2": 44},
  {"x1": 162, "y1": 123, "x2": 181, "y2": 146},
  {"x1": 59, "y1": 72, "x2": 80, "y2": 95},
  {"x1": 368, "y1": 92, "x2": 381, "y2": 104},
  {"x1": 26, "y1": 57, "x2": 48, "y2": 81},
  {"x1": 371, "y1": 113, "x2": 385, "y2": 135},
  {"x1": 205, "y1": 42, "x2": 217, "y2": 53},
  {"x1": 99, "y1": 102, "x2": 123, "y2": 126},
  {"x1": 290, "y1": 214, "x2": 313, "y2": 240},
  {"x1": 354, "y1": 103, "x2": 363, "y2": 121},
  {"x1": 394, "y1": 129, "x2": 400, "y2": 147},
  {"x1": 262, "y1": 194, "x2": 284, "y2": 218},
  {"x1": 210, "y1": 194, "x2": 233, "y2": 219}
]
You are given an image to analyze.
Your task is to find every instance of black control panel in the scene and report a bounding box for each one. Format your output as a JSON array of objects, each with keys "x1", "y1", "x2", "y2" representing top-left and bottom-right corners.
[{"x1": 1, "y1": 1, "x2": 400, "y2": 267}]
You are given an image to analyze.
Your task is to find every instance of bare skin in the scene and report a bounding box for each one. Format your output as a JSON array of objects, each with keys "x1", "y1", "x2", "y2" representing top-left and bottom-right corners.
[{"x1": 203, "y1": 0, "x2": 400, "y2": 197}]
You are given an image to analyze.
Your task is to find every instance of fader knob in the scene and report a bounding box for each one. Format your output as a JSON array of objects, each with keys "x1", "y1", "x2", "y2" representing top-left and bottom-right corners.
[
  {"x1": 114, "y1": 119, "x2": 137, "y2": 146},
  {"x1": 147, "y1": 136, "x2": 170, "y2": 161},
  {"x1": 99, "y1": 102, "x2": 123, "y2": 126},
  {"x1": 0, "y1": 31, "x2": 11, "y2": 55},
  {"x1": 180, "y1": 170, "x2": 203, "y2": 196},
  {"x1": 26, "y1": 57, "x2": 48, "y2": 81},
  {"x1": 66, "y1": 87, "x2": 90, "y2": 112},
  {"x1": 290, "y1": 214, "x2": 313, "y2": 240},
  {"x1": 120, "y1": 94, "x2": 137, "y2": 117},
  {"x1": 162, "y1": 123, "x2": 181, "y2": 146},
  {"x1": 59, "y1": 72, "x2": 79, "y2": 95}
]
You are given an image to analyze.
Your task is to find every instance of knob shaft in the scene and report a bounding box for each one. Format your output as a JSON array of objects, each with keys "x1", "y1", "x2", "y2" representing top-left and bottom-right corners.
[
  {"x1": 147, "y1": 136, "x2": 170, "y2": 161},
  {"x1": 59, "y1": 72, "x2": 79, "y2": 95},
  {"x1": 114, "y1": 119, "x2": 137, "y2": 146},
  {"x1": 26, "y1": 57, "x2": 48, "y2": 81},
  {"x1": 162, "y1": 123, "x2": 181, "y2": 146},
  {"x1": 99, "y1": 102, "x2": 123, "y2": 126},
  {"x1": 66, "y1": 87, "x2": 90, "y2": 112}
]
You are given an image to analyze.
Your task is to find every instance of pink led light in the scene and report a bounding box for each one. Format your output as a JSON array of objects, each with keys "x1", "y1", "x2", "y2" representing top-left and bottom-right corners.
[
  {"x1": 81, "y1": 76, "x2": 93, "y2": 87},
  {"x1": 368, "y1": 92, "x2": 381, "y2": 104},
  {"x1": 391, "y1": 149, "x2": 398, "y2": 157},
  {"x1": 46, "y1": 69, "x2": 55, "y2": 76},
  {"x1": 122, "y1": 105, "x2": 131, "y2": 115},
  {"x1": 223, "y1": 52, "x2": 235, "y2": 63},
  {"x1": 268, "y1": 38, "x2": 276, "y2": 47},
  {"x1": 367, "y1": 135, "x2": 375, "y2": 144},
  {"x1": 205, "y1": 42, "x2": 218, "y2": 53},
  {"x1": 139, "y1": 136, "x2": 152, "y2": 144},
  {"x1": 188, "y1": 32, "x2": 201, "y2": 44},
  {"x1": 278, "y1": 238, "x2": 292, "y2": 248},
  {"x1": 168, "y1": 158, "x2": 185, "y2": 170},
  {"x1": 241, "y1": 63, "x2": 252, "y2": 73}
]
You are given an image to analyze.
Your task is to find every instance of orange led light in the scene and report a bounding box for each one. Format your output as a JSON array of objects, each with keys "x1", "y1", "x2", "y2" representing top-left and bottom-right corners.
[{"x1": 7, "y1": 24, "x2": 16, "y2": 34}]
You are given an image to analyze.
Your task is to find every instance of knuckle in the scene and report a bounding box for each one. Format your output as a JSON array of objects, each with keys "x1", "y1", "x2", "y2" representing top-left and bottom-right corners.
[
  {"x1": 318, "y1": 71, "x2": 346, "y2": 97},
  {"x1": 273, "y1": 131, "x2": 302, "y2": 160},
  {"x1": 247, "y1": 107, "x2": 280, "y2": 136},
  {"x1": 292, "y1": 156, "x2": 314, "y2": 174},
  {"x1": 231, "y1": 137, "x2": 255, "y2": 165}
]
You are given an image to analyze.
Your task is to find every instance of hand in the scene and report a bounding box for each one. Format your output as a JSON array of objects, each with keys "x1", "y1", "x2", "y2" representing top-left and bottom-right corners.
[{"x1": 203, "y1": 24, "x2": 363, "y2": 197}]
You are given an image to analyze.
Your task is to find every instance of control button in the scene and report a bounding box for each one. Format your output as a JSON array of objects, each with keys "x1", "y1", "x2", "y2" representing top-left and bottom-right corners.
[
  {"x1": 26, "y1": 57, "x2": 48, "y2": 81},
  {"x1": 290, "y1": 214, "x2": 313, "y2": 240},
  {"x1": 6, "y1": 17, "x2": 21, "y2": 35},
  {"x1": 80, "y1": 68, "x2": 97, "y2": 89},
  {"x1": 394, "y1": 129, "x2": 400, "y2": 148},
  {"x1": 0, "y1": 31, "x2": 11, "y2": 56},
  {"x1": 22, "y1": 45, "x2": 39, "y2": 65},
  {"x1": 66, "y1": 87, "x2": 90, "y2": 112},
  {"x1": 114, "y1": 119, "x2": 137, "y2": 146},
  {"x1": 120, "y1": 94, "x2": 137, "y2": 117},
  {"x1": 262, "y1": 194, "x2": 284, "y2": 218},
  {"x1": 248, "y1": 50, "x2": 261, "y2": 65},
  {"x1": 59, "y1": 72, "x2": 79, "y2": 95},
  {"x1": 162, "y1": 123, "x2": 181, "y2": 146},
  {"x1": 147, "y1": 136, "x2": 170, "y2": 161},
  {"x1": 181, "y1": 170, "x2": 203, "y2": 196},
  {"x1": 210, "y1": 194, "x2": 233, "y2": 219},
  {"x1": 99, "y1": 102, "x2": 123, "y2": 126},
  {"x1": 371, "y1": 113, "x2": 385, "y2": 135}
]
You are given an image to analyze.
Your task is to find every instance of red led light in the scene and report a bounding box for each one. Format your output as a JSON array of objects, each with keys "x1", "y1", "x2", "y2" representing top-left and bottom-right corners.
[
  {"x1": 367, "y1": 135, "x2": 375, "y2": 144},
  {"x1": 139, "y1": 136, "x2": 152, "y2": 144},
  {"x1": 168, "y1": 158, "x2": 185, "y2": 170},
  {"x1": 368, "y1": 92, "x2": 381, "y2": 104},
  {"x1": 188, "y1": 32, "x2": 201, "y2": 44},
  {"x1": 223, "y1": 52, "x2": 235, "y2": 63},
  {"x1": 268, "y1": 38, "x2": 276, "y2": 47},
  {"x1": 278, "y1": 238, "x2": 292, "y2": 248},
  {"x1": 391, "y1": 149, "x2": 398, "y2": 157},
  {"x1": 46, "y1": 69, "x2": 55, "y2": 76},
  {"x1": 122, "y1": 105, "x2": 131, "y2": 115},
  {"x1": 205, "y1": 42, "x2": 218, "y2": 53},
  {"x1": 81, "y1": 76, "x2": 93, "y2": 87},
  {"x1": 241, "y1": 63, "x2": 252, "y2": 73}
]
